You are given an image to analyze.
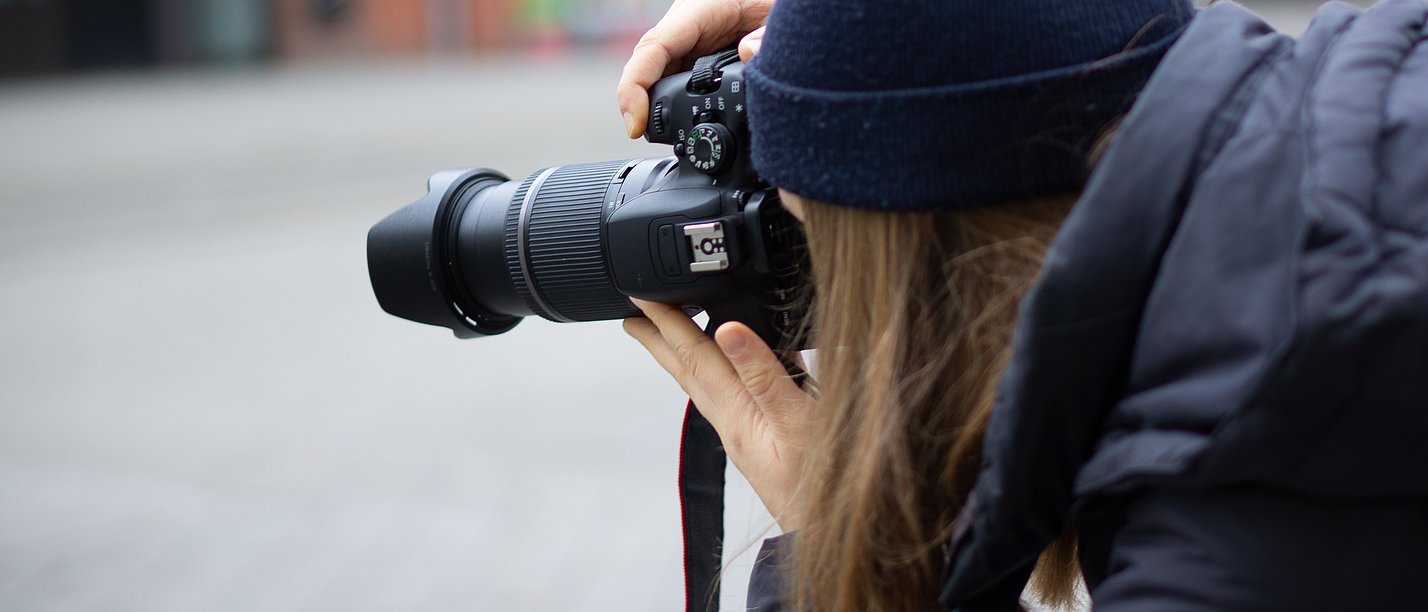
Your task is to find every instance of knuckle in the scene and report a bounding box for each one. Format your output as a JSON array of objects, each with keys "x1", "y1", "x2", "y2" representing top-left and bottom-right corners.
[
  {"x1": 673, "y1": 340, "x2": 707, "y2": 380},
  {"x1": 672, "y1": 337, "x2": 700, "y2": 366},
  {"x1": 718, "y1": 0, "x2": 744, "y2": 24},
  {"x1": 741, "y1": 366, "x2": 779, "y2": 398},
  {"x1": 635, "y1": 29, "x2": 674, "y2": 57}
]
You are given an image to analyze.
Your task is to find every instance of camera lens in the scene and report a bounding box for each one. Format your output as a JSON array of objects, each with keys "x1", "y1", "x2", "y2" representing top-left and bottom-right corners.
[
  {"x1": 500, "y1": 159, "x2": 640, "y2": 323},
  {"x1": 367, "y1": 159, "x2": 647, "y2": 337}
]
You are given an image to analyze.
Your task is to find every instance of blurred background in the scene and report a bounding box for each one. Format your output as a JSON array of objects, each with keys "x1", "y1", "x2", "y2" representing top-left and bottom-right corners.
[
  {"x1": 0, "y1": 1, "x2": 1367, "y2": 611},
  {"x1": 0, "y1": 0, "x2": 662, "y2": 76}
]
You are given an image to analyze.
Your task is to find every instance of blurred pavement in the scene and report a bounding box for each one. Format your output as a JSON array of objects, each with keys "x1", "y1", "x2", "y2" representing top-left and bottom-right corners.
[
  {"x1": 0, "y1": 2, "x2": 1358, "y2": 611},
  {"x1": 0, "y1": 56, "x2": 775, "y2": 611}
]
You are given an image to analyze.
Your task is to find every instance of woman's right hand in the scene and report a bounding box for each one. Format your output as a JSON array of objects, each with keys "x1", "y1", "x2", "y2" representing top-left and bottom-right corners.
[
  {"x1": 617, "y1": 0, "x2": 774, "y2": 138},
  {"x1": 623, "y1": 299, "x2": 814, "y2": 531}
]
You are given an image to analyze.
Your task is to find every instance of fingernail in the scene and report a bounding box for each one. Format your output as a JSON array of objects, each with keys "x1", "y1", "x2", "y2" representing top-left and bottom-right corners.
[
  {"x1": 629, "y1": 297, "x2": 649, "y2": 311},
  {"x1": 622, "y1": 111, "x2": 635, "y2": 137},
  {"x1": 719, "y1": 329, "x2": 748, "y2": 357},
  {"x1": 740, "y1": 28, "x2": 765, "y2": 61}
]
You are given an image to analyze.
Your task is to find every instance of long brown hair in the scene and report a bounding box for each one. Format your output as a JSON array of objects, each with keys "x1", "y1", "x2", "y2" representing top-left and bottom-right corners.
[{"x1": 789, "y1": 194, "x2": 1080, "y2": 611}]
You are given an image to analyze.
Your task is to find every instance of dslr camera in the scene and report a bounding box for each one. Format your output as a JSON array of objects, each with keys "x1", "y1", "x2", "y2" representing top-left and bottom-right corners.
[{"x1": 367, "y1": 51, "x2": 805, "y2": 345}]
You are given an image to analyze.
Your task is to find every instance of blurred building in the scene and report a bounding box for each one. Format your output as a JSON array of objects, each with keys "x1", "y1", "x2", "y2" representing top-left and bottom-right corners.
[{"x1": 0, "y1": 0, "x2": 666, "y2": 78}]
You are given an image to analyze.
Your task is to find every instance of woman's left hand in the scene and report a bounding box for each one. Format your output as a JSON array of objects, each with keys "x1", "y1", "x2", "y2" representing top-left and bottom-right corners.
[{"x1": 623, "y1": 298, "x2": 814, "y2": 531}]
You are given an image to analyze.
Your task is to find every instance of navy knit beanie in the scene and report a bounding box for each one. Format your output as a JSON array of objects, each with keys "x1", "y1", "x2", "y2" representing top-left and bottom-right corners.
[{"x1": 745, "y1": 0, "x2": 1196, "y2": 210}]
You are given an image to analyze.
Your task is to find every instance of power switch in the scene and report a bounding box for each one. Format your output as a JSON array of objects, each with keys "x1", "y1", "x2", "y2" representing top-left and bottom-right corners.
[{"x1": 657, "y1": 224, "x2": 682, "y2": 277}]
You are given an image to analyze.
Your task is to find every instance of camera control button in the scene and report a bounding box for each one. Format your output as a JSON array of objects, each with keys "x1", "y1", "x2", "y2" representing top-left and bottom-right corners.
[{"x1": 657, "y1": 224, "x2": 682, "y2": 277}]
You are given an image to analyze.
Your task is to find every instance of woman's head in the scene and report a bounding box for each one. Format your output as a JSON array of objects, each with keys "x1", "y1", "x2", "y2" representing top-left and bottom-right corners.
[{"x1": 743, "y1": 0, "x2": 1196, "y2": 609}]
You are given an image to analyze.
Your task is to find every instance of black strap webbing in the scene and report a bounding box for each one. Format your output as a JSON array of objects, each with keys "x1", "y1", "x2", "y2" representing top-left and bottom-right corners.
[
  {"x1": 680, "y1": 399, "x2": 726, "y2": 612},
  {"x1": 679, "y1": 318, "x2": 805, "y2": 612}
]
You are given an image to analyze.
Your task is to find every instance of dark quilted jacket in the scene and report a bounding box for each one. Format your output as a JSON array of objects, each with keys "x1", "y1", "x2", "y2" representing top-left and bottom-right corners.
[{"x1": 941, "y1": 0, "x2": 1428, "y2": 605}]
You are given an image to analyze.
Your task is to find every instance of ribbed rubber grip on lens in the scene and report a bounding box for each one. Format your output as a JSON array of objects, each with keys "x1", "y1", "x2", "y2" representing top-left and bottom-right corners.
[
  {"x1": 503, "y1": 160, "x2": 639, "y2": 322},
  {"x1": 504, "y1": 174, "x2": 544, "y2": 317}
]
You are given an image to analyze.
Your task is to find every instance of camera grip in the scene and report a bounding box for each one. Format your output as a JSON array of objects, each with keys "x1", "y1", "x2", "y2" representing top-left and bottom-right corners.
[{"x1": 704, "y1": 299, "x2": 783, "y2": 349}]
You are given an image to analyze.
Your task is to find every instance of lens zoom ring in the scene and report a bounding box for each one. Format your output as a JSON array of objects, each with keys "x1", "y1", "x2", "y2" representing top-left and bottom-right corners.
[
  {"x1": 503, "y1": 172, "x2": 549, "y2": 319},
  {"x1": 506, "y1": 160, "x2": 638, "y2": 321},
  {"x1": 527, "y1": 160, "x2": 635, "y2": 320}
]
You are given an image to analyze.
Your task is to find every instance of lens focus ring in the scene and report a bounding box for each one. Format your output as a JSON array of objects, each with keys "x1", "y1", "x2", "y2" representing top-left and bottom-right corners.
[{"x1": 503, "y1": 160, "x2": 637, "y2": 322}]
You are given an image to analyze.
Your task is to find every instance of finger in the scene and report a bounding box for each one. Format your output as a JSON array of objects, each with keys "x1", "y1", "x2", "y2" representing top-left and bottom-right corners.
[
  {"x1": 617, "y1": 38, "x2": 672, "y2": 138},
  {"x1": 738, "y1": 26, "x2": 765, "y2": 62},
  {"x1": 617, "y1": 0, "x2": 756, "y2": 138},
  {"x1": 714, "y1": 321, "x2": 812, "y2": 421},
  {"x1": 617, "y1": 4, "x2": 706, "y2": 139},
  {"x1": 629, "y1": 299, "x2": 731, "y2": 374},
  {"x1": 622, "y1": 316, "x2": 683, "y2": 378},
  {"x1": 629, "y1": 300, "x2": 747, "y2": 420}
]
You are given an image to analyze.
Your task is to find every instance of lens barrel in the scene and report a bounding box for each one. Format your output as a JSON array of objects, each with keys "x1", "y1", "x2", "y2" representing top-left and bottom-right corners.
[
  {"x1": 368, "y1": 160, "x2": 642, "y2": 338},
  {"x1": 503, "y1": 159, "x2": 638, "y2": 322}
]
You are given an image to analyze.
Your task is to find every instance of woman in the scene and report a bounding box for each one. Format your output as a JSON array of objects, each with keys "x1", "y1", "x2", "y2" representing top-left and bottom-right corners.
[{"x1": 621, "y1": 0, "x2": 1428, "y2": 610}]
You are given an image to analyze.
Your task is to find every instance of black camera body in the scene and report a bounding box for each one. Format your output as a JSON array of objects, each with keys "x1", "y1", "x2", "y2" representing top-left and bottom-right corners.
[{"x1": 366, "y1": 51, "x2": 805, "y2": 346}]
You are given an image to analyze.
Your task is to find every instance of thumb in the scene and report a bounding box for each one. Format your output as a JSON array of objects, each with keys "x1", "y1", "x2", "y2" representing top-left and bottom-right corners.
[
  {"x1": 714, "y1": 321, "x2": 807, "y2": 418},
  {"x1": 738, "y1": 26, "x2": 765, "y2": 62}
]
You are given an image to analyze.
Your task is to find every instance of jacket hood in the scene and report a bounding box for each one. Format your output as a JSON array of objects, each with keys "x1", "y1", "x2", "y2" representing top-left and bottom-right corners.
[{"x1": 943, "y1": 0, "x2": 1428, "y2": 606}]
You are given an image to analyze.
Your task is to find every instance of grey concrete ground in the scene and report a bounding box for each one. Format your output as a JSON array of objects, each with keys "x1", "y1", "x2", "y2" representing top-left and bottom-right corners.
[
  {"x1": 0, "y1": 56, "x2": 776, "y2": 611},
  {"x1": 0, "y1": 2, "x2": 1351, "y2": 611}
]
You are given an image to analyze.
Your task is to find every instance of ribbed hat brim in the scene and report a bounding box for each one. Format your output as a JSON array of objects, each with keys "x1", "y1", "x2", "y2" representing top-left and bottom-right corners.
[{"x1": 746, "y1": 2, "x2": 1196, "y2": 210}]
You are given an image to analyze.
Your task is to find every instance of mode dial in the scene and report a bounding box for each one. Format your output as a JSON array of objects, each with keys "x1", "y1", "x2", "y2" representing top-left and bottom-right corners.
[{"x1": 684, "y1": 123, "x2": 734, "y2": 175}]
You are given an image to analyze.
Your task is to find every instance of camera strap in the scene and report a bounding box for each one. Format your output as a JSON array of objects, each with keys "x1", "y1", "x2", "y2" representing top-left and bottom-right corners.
[
  {"x1": 679, "y1": 398, "x2": 726, "y2": 612},
  {"x1": 680, "y1": 322, "x2": 806, "y2": 612}
]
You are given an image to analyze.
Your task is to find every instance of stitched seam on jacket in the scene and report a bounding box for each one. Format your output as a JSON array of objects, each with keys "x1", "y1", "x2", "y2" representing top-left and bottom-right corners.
[
  {"x1": 1193, "y1": 9, "x2": 1361, "y2": 477},
  {"x1": 1275, "y1": 4, "x2": 1428, "y2": 481},
  {"x1": 1370, "y1": 17, "x2": 1428, "y2": 236}
]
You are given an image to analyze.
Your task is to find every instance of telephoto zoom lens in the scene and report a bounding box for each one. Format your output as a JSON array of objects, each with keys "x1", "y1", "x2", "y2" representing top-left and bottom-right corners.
[
  {"x1": 501, "y1": 159, "x2": 638, "y2": 322},
  {"x1": 367, "y1": 157, "x2": 674, "y2": 338}
]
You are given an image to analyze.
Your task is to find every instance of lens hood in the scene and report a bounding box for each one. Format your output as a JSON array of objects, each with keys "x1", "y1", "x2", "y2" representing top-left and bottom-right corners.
[{"x1": 367, "y1": 168, "x2": 520, "y2": 338}]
